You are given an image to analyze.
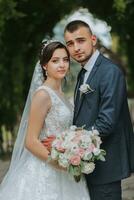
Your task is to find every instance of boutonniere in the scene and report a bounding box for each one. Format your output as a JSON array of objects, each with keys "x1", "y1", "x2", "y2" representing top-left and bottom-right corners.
[{"x1": 79, "y1": 83, "x2": 94, "y2": 94}]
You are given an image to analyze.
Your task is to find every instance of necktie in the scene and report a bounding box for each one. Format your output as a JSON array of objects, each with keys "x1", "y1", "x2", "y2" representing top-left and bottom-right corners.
[{"x1": 75, "y1": 68, "x2": 87, "y2": 103}]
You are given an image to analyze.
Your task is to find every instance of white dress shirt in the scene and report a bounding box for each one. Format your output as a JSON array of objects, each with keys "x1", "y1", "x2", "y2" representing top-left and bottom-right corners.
[{"x1": 83, "y1": 50, "x2": 100, "y2": 83}]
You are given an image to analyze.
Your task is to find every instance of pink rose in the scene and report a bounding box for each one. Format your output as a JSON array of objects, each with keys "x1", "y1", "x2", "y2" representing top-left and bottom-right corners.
[
  {"x1": 55, "y1": 141, "x2": 65, "y2": 153},
  {"x1": 72, "y1": 135, "x2": 81, "y2": 143},
  {"x1": 55, "y1": 140, "x2": 62, "y2": 147},
  {"x1": 87, "y1": 144, "x2": 95, "y2": 153},
  {"x1": 57, "y1": 146, "x2": 65, "y2": 153},
  {"x1": 75, "y1": 148, "x2": 85, "y2": 157},
  {"x1": 70, "y1": 155, "x2": 81, "y2": 166}
]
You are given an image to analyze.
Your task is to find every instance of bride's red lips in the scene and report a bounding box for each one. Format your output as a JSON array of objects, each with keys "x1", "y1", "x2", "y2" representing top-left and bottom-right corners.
[{"x1": 57, "y1": 70, "x2": 66, "y2": 73}]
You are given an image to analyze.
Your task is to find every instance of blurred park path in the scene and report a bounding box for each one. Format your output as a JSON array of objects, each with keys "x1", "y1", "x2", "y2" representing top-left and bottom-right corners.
[
  {"x1": 0, "y1": 160, "x2": 9, "y2": 183},
  {"x1": 0, "y1": 160, "x2": 134, "y2": 199}
]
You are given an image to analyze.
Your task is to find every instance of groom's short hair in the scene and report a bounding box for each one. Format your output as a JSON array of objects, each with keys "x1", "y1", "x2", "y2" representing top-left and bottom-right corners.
[{"x1": 64, "y1": 20, "x2": 93, "y2": 35}]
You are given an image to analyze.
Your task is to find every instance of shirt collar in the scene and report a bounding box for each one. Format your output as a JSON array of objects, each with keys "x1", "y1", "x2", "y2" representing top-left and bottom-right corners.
[{"x1": 84, "y1": 50, "x2": 100, "y2": 71}]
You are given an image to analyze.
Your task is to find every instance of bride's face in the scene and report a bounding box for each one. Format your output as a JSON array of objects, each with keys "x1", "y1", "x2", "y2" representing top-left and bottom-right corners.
[{"x1": 45, "y1": 48, "x2": 69, "y2": 80}]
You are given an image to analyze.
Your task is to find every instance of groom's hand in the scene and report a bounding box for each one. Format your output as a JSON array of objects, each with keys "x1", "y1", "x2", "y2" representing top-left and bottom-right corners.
[{"x1": 41, "y1": 135, "x2": 56, "y2": 152}]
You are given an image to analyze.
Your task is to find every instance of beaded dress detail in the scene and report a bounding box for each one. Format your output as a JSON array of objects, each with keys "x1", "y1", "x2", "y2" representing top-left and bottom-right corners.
[{"x1": 0, "y1": 85, "x2": 90, "y2": 200}]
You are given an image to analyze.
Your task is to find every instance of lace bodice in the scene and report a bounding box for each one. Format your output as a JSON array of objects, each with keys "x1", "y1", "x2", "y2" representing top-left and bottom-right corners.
[{"x1": 36, "y1": 85, "x2": 73, "y2": 139}]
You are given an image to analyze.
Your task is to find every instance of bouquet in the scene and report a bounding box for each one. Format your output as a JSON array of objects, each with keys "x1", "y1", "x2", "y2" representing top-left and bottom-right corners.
[{"x1": 50, "y1": 126, "x2": 106, "y2": 182}]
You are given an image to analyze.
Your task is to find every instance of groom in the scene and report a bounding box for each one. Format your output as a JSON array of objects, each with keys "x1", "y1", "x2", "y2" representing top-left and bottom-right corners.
[{"x1": 64, "y1": 20, "x2": 134, "y2": 200}]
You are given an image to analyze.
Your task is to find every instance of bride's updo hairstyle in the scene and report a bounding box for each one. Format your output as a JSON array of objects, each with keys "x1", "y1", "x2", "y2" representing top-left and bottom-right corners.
[{"x1": 39, "y1": 41, "x2": 70, "y2": 80}]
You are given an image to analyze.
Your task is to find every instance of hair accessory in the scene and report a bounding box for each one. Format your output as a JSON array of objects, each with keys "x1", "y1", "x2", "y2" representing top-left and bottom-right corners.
[{"x1": 41, "y1": 39, "x2": 59, "y2": 56}]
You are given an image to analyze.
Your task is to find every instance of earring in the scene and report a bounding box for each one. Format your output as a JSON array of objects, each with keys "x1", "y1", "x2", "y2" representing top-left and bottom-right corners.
[
  {"x1": 43, "y1": 66, "x2": 48, "y2": 76},
  {"x1": 45, "y1": 70, "x2": 48, "y2": 77}
]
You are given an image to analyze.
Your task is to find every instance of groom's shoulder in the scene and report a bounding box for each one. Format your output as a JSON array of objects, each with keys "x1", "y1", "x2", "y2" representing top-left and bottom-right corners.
[
  {"x1": 100, "y1": 53, "x2": 117, "y2": 67},
  {"x1": 99, "y1": 53, "x2": 124, "y2": 75}
]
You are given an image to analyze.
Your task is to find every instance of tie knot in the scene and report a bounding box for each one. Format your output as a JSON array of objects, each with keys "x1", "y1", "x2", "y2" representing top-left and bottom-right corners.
[
  {"x1": 79, "y1": 68, "x2": 87, "y2": 77},
  {"x1": 80, "y1": 68, "x2": 86, "y2": 74}
]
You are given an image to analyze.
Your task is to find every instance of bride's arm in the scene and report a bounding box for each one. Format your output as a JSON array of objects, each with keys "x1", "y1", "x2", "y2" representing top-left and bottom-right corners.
[{"x1": 25, "y1": 89, "x2": 51, "y2": 161}]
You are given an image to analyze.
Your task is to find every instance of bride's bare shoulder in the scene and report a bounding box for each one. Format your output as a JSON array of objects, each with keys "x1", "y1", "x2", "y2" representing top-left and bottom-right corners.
[{"x1": 32, "y1": 88, "x2": 51, "y2": 108}]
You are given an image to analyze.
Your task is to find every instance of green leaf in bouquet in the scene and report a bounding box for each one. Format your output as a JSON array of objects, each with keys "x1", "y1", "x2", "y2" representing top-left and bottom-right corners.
[
  {"x1": 92, "y1": 139, "x2": 97, "y2": 146},
  {"x1": 76, "y1": 124, "x2": 86, "y2": 131},
  {"x1": 101, "y1": 149, "x2": 106, "y2": 156},
  {"x1": 74, "y1": 175, "x2": 81, "y2": 182},
  {"x1": 68, "y1": 165, "x2": 74, "y2": 174},
  {"x1": 97, "y1": 154, "x2": 106, "y2": 161},
  {"x1": 90, "y1": 156, "x2": 95, "y2": 162},
  {"x1": 73, "y1": 166, "x2": 81, "y2": 176},
  {"x1": 80, "y1": 160, "x2": 84, "y2": 167}
]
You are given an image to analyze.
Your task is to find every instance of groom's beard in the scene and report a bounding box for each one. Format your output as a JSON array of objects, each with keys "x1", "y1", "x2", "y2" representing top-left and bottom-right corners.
[
  {"x1": 73, "y1": 49, "x2": 96, "y2": 66},
  {"x1": 74, "y1": 54, "x2": 91, "y2": 66}
]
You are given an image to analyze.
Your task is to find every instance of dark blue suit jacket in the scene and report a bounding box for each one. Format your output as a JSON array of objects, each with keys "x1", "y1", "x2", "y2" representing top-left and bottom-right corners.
[{"x1": 73, "y1": 53, "x2": 134, "y2": 185}]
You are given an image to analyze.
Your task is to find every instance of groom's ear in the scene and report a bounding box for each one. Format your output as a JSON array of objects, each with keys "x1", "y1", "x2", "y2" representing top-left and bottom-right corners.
[{"x1": 91, "y1": 35, "x2": 97, "y2": 46}]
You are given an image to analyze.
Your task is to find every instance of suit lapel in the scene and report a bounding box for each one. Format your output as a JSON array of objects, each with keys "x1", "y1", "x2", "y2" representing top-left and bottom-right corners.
[
  {"x1": 74, "y1": 54, "x2": 103, "y2": 121},
  {"x1": 85, "y1": 55, "x2": 101, "y2": 84}
]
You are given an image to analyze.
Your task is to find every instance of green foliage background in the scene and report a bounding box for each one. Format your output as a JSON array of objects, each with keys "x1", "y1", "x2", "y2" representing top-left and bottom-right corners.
[{"x1": 0, "y1": 0, "x2": 134, "y2": 130}]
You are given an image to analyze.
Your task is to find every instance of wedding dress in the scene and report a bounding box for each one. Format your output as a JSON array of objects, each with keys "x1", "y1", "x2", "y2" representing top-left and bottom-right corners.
[{"x1": 0, "y1": 85, "x2": 90, "y2": 200}]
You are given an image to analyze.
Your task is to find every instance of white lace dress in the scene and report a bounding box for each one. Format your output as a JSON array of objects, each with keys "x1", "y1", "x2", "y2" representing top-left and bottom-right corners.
[{"x1": 0, "y1": 85, "x2": 90, "y2": 200}]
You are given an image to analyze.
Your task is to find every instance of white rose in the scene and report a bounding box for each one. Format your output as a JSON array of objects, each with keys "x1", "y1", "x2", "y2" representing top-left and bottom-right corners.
[
  {"x1": 58, "y1": 154, "x2": 69, "y2": 168},
  {"x1": 81, "y1": 162, "x2": 95, "y2": 174},
  {"x1": 92, "y1": 129, "x2": 100, "y2": 136},
  {"x1": 70, "y1": 125, "x2": 77, "y2": 131},
  {"x1": 70, "y1": 144, "x2": 79, "y2": 152},
  {"x1": 93, "y1": 148, "x2": 101, "y2": 156},
  {"x1": 62, "y1": 140, "x2": 74, "y2": 149},
  {"x1": 81, "y1": 135, "x2": 92, "y2": 144},
  {"x1": 80, "y1": 142, "x2": 90, "y2": 149},
  {"x1": 51, "y1": 148, "x2": 59, "y2": 160},
  {"x1": 83, "y1": 152, "x2": 92, "y2": 161}
]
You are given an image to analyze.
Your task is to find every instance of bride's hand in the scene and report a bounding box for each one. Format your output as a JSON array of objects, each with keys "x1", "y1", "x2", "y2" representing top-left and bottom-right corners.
[{"x1": 41, "y1": 135, "x2": 56, "y2": 152}]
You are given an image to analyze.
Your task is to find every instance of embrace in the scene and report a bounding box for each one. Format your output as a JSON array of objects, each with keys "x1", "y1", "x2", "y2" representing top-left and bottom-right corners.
[{"x1": 0, "y1": 20, "x2": 134, "y2": 200}]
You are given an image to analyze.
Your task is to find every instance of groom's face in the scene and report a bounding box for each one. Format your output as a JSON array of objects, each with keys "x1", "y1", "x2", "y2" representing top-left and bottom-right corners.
[{"x1": 64, "y1": 26, "x2": 97, "y2": 65}]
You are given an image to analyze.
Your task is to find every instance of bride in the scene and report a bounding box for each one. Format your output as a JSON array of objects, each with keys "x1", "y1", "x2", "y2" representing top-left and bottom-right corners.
[{"x1": 0, "y1": 40, "x2": 90, "y2": 200}]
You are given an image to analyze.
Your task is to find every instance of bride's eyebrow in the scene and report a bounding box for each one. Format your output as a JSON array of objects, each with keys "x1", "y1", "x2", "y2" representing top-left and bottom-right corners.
[
  {"x1": 51, "y1": 57, "x2": 59, "y2": 59},
  {"x1": 51, "y1": 56, "x2": 68, "y2": 59}
]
